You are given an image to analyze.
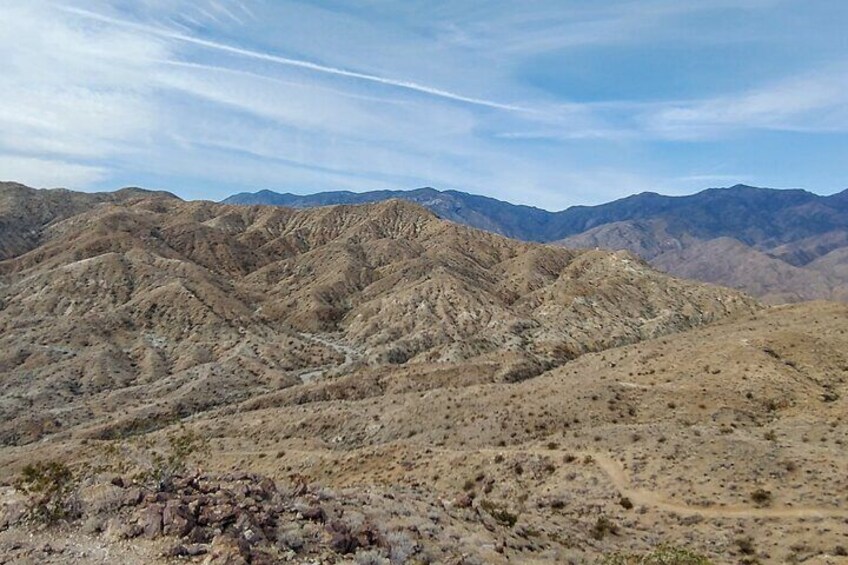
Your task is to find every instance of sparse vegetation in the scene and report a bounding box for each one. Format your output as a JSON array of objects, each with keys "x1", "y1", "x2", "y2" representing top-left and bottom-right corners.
[
  {"x1": 599, "y1": 544, "x2": 712, "y2": 564},
  {"x1": 822, "y1": 389, "x2": 840, "y2": 402},
  {"x1": 750, "y1": 488, "x2": 773, "y2": 506},
  {"x1": 103, "y1": 427, "x2": 209, "y2": 491},
  {"x1": 15, "y1": 461, "x2": 79, "y2": 524},
  {"x1": 0, "y1": 187, "x2": 846, "y2": 563},
  {"x1": 736, "y1": 537, "x2": 756, "y2": 556},
  {"x1": 591, "y1": 516, "x2": 619, "y2": 540},
  {"x1": 479, "y1": 499, "x2": 518, "y2": 527}
]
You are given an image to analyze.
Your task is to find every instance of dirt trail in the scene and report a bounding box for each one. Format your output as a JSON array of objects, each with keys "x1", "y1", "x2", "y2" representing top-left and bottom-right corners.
[
  {"x1": 215, "y1": 443, "x2": 848, "y2": 520},
  {"x1": 586, "y1": 452, "x2": 848, "y2": 519},
  {"x1": 214, "y1": 440, "x2": 848, "y2": 520},
  {"x1": 442, "y1": 447, "x2": 848, "y2": 520}
]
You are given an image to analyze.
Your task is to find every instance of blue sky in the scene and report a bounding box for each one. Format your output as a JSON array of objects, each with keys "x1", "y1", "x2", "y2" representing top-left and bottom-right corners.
[{"x1": 0, "y1": 0, "x2": 846, "y2": 209}]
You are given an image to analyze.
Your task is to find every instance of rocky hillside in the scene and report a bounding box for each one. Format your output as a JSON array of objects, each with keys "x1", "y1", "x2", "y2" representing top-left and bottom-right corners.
[
  {"x1": 225, "y1": 184, "x2": 848, "y2": 248},
  {"x1": 2, "y1": 298, "x2": 846, "y2": 563},
  {"x1": 559, "y1": 220, "x2": 848, "y2": 304},
  {"x1": 4, "y1": 183, "x2": 848, "y2": 563},
  {"x1": 226, "y1": 184, "x2": 848, "y2": 303},
  {"x1": 224, "y1": 187, "x2": 555, "y2": 242},
  {"x1": 0, "y1": 181, "x2": 178, "y2": 260},
  {"x1": 0, "y1": 183, "x2": 756, "y2": 447}
]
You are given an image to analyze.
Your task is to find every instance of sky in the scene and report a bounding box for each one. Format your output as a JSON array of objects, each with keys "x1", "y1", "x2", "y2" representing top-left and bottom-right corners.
[{"x1": 0, "y1": 0, "x2": 846, "y2": 209}]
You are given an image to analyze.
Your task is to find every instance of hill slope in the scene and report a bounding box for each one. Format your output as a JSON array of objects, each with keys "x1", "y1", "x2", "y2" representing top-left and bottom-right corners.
[
  {"x1": 0, "y1": 183, "x2": 755, "y2": 446},
  {"x1": 3, "y1": 183, "x2": 848, "y2": 563},
  {"x1": 225, "y1": 184, "x2": 848, "y2": 249},
  {"x1": 0, "y1": 181, "x2": 178, "y2": 260},
  {"x1": 3, "y1": 296, "x2": 846, "y2": 563},
  {"x1": 225, "y1": 185, "x2": 848, "y2": 303}
]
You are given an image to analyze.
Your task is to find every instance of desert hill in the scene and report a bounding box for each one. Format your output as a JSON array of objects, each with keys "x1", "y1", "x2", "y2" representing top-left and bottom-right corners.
[
  {"x1": 2, "y1": 292, "x2": 846, "y2": 562},
  {"x1": 0, "y1": 184, "x2": 846, "y2": 563},
  {"x1": 223, "y1": 187, "x2": 555, "y2": 242},
  {"x1": 560, "y1": 223, "x2": 848, "y2": 304},
  {"x1": 0, "y1": 183, "x2": 755, "y2": 448},
  {"x1": 224, "y1": 184, "x2": 848, "y2": 247},
  {"x1": 0, "y1": 181, "x2": 178, "y2": 261},
  {"x1": 226, "y1": 184, "x2": 848, "y2": 304}
]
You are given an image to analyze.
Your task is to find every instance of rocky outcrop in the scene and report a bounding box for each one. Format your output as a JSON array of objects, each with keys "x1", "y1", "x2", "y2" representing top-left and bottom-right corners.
[{"x1": 64, "y1": 473, "x2": 397, "y2": 564}]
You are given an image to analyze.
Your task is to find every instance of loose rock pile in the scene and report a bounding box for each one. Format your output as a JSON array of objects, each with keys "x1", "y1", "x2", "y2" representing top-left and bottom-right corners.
[{"x1": 43, "y1": 472, "x2": 412, "y2": 564}]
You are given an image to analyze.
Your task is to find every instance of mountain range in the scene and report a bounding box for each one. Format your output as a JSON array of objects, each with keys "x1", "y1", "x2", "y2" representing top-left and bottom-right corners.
[
  {"x1": 225, "y1": 185, "x2": 848, "y2": 303},
  {"x1": 0, "y1": 182, "x2": 754, "y2": 447},
  {"x1": 2, "y1": 181, "x2": 848, "y2": 563}
]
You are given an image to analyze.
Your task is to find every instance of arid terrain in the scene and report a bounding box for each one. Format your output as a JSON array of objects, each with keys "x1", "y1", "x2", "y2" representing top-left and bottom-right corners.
[
  {"x1": 1, "y1": 184, "x2": 847, "y2": 564},
  {"x1": 227, "y1": 185, "x2": 848, "y2": 304}
]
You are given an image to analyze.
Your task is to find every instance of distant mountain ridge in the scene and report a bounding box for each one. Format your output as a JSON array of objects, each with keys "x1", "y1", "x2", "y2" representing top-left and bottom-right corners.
[
  {"x1": 224, "y1": 187, "x2": 555, "y2": 241},
  {"x1": 224, "y1": 184, "x2": 848, "y2": 303},
  {"x1": 224, "y1": 185, "x2": 848, "y2": 244}
]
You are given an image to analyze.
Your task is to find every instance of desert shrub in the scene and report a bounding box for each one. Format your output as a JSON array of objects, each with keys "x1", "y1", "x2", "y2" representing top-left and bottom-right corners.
[
  {"x1": 355, "y1": 549, "x2": 389, "y2": 565},
  {"x1": 479, "y1": 499, "x2": 518, "y2": 527},
  {"x1": 103, "y1": 427, "x2": 209, "y2": 490},
  {"x1": 599, "y1": 544, "x2": 712, "y2": 564},
  {"x1": 736, "y1": 537, "x2": 756, "y2": 555},
  {"x1": 549, "y1": 497, "x2": 566, "y2": 509},
  {"x1": 750, "y1": 488, "x2": 772, "y2": 506},
  {"x1": 591, "y1": 515, "x2": 619, "y2": 540},
  {"x1": 277, "y1": 527, "x2": 305, "y2": 551},
  {"x1": 822, "y1": 389, "x2": 839, "y2": 402},
  {"x1": 385, "y1": 348, "x2": 410, "y2": 365},
  {"x1": 386, "y1": 530, "x2": 417, "y2": 564},
  {"x1": 15, "y1": 461, "x2": 79, "y2": 524}
]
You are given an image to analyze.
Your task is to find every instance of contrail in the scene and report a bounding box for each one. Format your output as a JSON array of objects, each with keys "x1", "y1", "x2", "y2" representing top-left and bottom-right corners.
[{"x1": 55, "y1": 4, "x2": 529, "y2": 113}]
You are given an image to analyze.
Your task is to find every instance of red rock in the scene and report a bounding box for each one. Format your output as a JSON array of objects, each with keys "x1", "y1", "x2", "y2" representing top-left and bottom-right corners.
[{"x1": 140, "y1": 504, "x2": 163, "y2": 539}]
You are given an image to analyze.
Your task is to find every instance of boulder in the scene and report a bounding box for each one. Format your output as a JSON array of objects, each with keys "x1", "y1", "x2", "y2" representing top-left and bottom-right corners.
[
  {"x1": 139, "y1": 503, "x2": 163, "y2": 539},
  {"x1": 203, "y1": 534, "x2": 248, "y2": 565}
]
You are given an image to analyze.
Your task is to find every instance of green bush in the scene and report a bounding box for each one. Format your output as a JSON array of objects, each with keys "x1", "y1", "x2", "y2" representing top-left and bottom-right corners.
[
  {"x1": 591, "y1": 516, "x2": 619, "y2": 540},
  {"x1": 479, "y1": 499, "x2": 518, "y2": 527},
  {"x1": 102, "y1": 427, "x2": 209, "y2": 491},
  {"x1": 15, "y1": 461, "x2": 79, "y2": 524}
]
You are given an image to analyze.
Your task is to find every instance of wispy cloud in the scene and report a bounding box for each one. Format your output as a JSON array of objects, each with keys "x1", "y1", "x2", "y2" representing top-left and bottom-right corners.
[
  {"x1": 642, "y1": 67, "x2": 848, "y2": 139},
  {"x1": 0, "y1": 2, "x2": 161, "y2": 162},
  {"x1": 56, "y1": 4, "x2": 531, "y2": 113},
  {"x1": 438, "y1": 0, "x2": 786, "y2": 55}
]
